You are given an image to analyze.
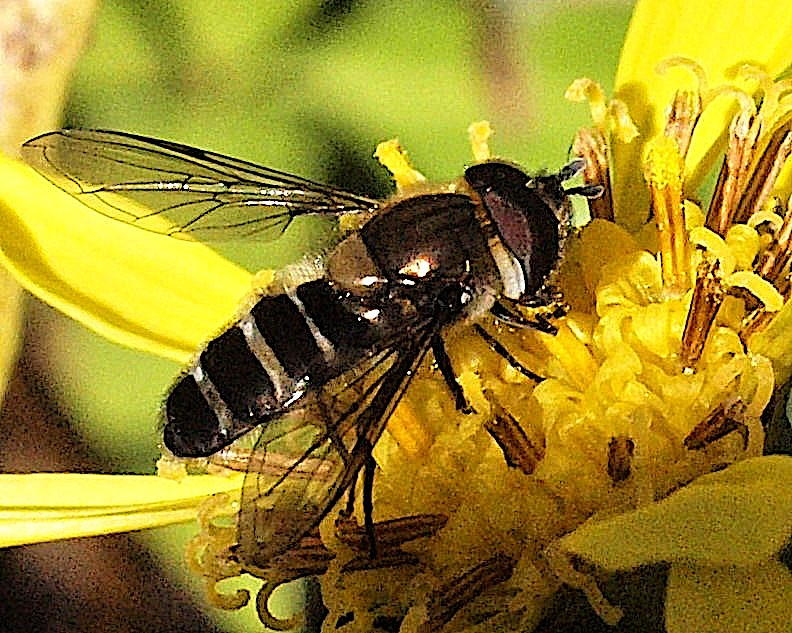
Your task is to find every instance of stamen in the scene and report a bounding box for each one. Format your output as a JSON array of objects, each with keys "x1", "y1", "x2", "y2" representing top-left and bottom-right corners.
[
  {"x1": 683, "y1": 404, "x2": 749, "y2": 450},
  {"x1": 565, "y1": 78, "x2": 608, "y2": 132},
  {"x1": 606, "y1": 435, "x2": 635, "y2": 484},
  {"x1": 733, "y1": 124, "x2": 792, "y2": 224},
  {"x1": 336, "y1": 514, "x2": 448, "y2": 572},
  {"x1": 705, "y1": 109, "x2": 757, "y2": 236},
  {"x1": 485, "y1": 405, "x2": 545, "y2": 475},
  {"x1": 336, "y1": 513, "x2": 448, "y2": 549},
  {"x1": 726, "y1": 270, "x2": 784, "y2": 311},
  {"x1": 643, "y1": 136, "x2": 690, "y2": 294},
  {"x1": 468, "y1": 120, "x2": 493, "y2": 162},
  {"x1": 663, "y1": 90, "x2": 702, "y2": 158},
  {"x1": 757, "y1": 195, "x2": 792, "y2": 282},
  {"x1": 267, "y1": 531, "x2": 336, "y2": 577},
  {"x1": 656, "y1": 57, "x2": 708, "y2": 95},
  {"x1": 607, "y1": 100, "x2": 639, "y2": 143},
  {"x1": 374, "y1": 139, "x2": 427, "y2": 191},
  {"x1": 680, "y1": 258, "x2": 724, "y2": 371},
  {"x1": 571, "y1": 127, "x2": 614, "y2": 221},
  {"x1": 251, "y1": 534, "x2": 335, "y2": 631},
  {"x1": 424, "y1": 554, "x2": 515, "y2": 632},
  {"x1": 566, "y1": 78, "x2": 637, "y2": 143},
  {"x1": 740, "y1": 274, "x2": 791, "y2": 340}
]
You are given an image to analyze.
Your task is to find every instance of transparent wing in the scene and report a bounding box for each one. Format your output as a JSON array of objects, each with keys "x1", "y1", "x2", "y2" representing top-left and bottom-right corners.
[
  {"x1": 22, "y1": 129, "x2": 380, "y2": 241},
  {"x1": 236, "y1": 323, "x2": 437, "y2": 569}
]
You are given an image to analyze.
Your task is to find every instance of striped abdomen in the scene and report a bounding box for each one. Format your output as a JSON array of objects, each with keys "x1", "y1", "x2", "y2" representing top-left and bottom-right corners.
[{"x1": 163, "y1": 278, "x2": 377, "y2": 457}]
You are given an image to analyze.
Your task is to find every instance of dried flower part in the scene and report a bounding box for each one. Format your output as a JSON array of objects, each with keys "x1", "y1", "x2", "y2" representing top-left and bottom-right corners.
[
  {"x1": 422, "y1": 554, "x2": 515, "y2": 632},
  {"x1": 681, "y1": 258, "x2": 724, "y2": 370},
  {"x1": 571, "y1": 127, "x2": 614, "y2": 221},
  {"x1": 643, "y1": 136, "x2": 690, "y2": 294},
  {"x1": 664, "y1": 90, "x2": 702, "y2": 158},
  {"x1": 733, "y1": 124, "x2": 792, "y2": 225},
  {"x1": 741, "y1": 272, "x2": 792, "y2": 339},
  {"x1": 336, "y1": 514, "x2": 448, "y2": 571},
  {"x1": 485, "y1": 403, "x2": 545, "y2": 475},
  {"x1": 607, "y1": 435, "x2": 635, "y2": 484},
  {"x1": 705, "y1": 110, "x2": 757, "y2": 236},
  {"x1": 757, "y1": 197, "x2": 792, "y2": 281},
  {"x1": 684, "y1": 403, "x2": 749, "y2": 450}
]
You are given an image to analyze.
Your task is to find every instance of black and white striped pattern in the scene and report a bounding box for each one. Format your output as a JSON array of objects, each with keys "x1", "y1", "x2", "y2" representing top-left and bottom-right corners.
[{"x1": 163, "y1": 279, "x2": 376, "y2": 457}]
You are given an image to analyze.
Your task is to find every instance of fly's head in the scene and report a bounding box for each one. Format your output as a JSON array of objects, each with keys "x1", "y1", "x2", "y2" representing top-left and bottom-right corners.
[{"x1": 464, "y1": 159, "x2": 596, "y2": 303}]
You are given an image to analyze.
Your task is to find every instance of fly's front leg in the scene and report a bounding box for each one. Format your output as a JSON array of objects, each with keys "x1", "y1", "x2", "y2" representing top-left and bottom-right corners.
[
  {"x1": 431, "y1": 281, "x2": 477, "y2": 414},
  {"x1": 362, "y1": 452, "x2": 377, "y2": 558},
  {"x1": 493, "y1": 296, "x2": 568, "y2": 335},
  {"x1": 432, "y1": 333, "x2": 476, "y2": 415}
]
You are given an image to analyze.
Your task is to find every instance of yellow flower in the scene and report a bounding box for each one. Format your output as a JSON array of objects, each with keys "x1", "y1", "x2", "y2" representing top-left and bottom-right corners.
[{"x1": 0, "y1": 1, "x2": 791, "y2": 632}]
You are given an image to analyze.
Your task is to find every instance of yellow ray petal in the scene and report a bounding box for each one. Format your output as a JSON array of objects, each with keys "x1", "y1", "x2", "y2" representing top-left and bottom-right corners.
[
  {"x1": 557, "y1": 455, "x2": 792, "y2": 568},
  {"x1": 0, "y1": 155, "x2": 256, "y2": 363},
  {"x1": 0, "y1": 473, "x2": 242, "y2": 547},
  {"x1": 613, "y1": 0, "x2": 792, "y2": 228},
  {"x1": 666, "y1": 560, "x2": 792, "y2": 633}
]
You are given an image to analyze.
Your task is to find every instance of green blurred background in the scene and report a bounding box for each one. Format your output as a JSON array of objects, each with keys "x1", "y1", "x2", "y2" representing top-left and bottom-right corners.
[{"x1": 1, "y1": 1, "x2": 633, "y2": 631}]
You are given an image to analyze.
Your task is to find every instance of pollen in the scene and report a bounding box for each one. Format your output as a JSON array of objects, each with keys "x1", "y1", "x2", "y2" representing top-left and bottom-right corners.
[{"x1": 643, "y1": 135, "x2": 690, "y2": 294}]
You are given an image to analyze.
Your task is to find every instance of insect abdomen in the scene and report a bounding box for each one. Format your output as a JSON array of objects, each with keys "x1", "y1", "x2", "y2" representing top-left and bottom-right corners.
[{"x1": 163, "y1": 280, "x2": 375, "y2": 457}]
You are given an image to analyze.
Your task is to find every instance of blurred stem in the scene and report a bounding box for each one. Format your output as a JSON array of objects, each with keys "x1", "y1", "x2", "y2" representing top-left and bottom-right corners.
[
  {"x1": 0, "y1": 0, "x2": 97, "y2": 399},
  {"x1": 467, "y1": 0, "x2": 533, "y2": 132}
]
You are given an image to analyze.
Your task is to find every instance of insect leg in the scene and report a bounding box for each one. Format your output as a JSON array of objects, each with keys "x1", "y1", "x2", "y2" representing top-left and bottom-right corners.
[
  {"x1": 473, "y1": 324, "x2": 544, "y2": 382},
  {"x1": 431, "y1": 333, "x2": 475, "y2": 414},
  {"x1": 491, "y1": 300, "x2": 559, "y2": 335},
  {"x1": 343, "y1": 472, "x2": 357, "y2": 517},
  {"x1": 362, "y1": 451, "x2": 377, "y2": 558}
]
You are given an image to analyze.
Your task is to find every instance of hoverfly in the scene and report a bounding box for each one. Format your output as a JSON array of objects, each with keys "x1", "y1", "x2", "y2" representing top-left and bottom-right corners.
[{"x1": 22, "y1": 129, "x2": 595, "y2": 568}]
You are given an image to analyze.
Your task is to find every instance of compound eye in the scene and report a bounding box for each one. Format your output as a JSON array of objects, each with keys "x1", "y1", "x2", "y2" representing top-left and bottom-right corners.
[{"x1": 464, "y1": 161, "x2": 561, "y2": 294}]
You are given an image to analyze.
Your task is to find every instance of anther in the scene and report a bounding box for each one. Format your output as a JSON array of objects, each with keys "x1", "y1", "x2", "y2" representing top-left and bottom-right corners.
[
  {"x1": 680, "y1": 258, "x2": 724, "y2": 370},
  {"x1": 485, "y1": 404, "x2": 545, "y2": 475},
  {"x1": 607, "y1": 435, "x2": 635, "y2": 484},
  {"x1": 664, "y1": 90, "x2": 702, "y2": 158},
  {"x1": 572, "y1": 127, "x2": 614, "y2": 221},
  {"x1": 422, "y1": 554, "x2": 515, "y2": 632},
  {"x1": 733, "y1": 125, "x2": 792, "y2": 225}
]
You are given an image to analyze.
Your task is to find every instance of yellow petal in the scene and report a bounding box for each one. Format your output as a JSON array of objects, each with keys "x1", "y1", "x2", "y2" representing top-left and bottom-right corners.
[
  {"x1": 666, "y1": 560, "x2": 792, "y2": 633},
  {"x1": 613, "y1": 0, "x2": 792, "y2": 228},
  {"x1": 0, "y1": 473, "x2": 242, "y2": 546},
  {"x1": 0, "y1": 155, "x2": 255, "y2": 363},
  {"x1": 558, "y1": 455, "x2": 792, "y2": 568}
]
